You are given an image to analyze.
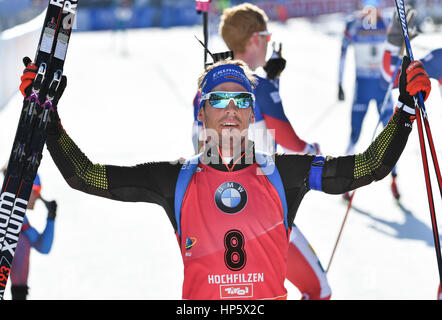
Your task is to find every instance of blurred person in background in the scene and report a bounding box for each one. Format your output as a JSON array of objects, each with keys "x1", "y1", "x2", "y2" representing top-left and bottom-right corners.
[
  {"x1": 1, "y1": 170, "x2": 58, "y2": 300},
  {"x1": 338, "y1": 0, "x2": 401, "y2": 200}
]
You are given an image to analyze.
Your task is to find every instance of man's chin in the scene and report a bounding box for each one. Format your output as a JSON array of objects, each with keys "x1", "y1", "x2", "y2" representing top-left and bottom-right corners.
[
  {"x1": 205, "y1": 128, "x2": 248, "y2": 149},
  {"x1": 221, "y1": 135, "x2": 246, "y2": 148}
]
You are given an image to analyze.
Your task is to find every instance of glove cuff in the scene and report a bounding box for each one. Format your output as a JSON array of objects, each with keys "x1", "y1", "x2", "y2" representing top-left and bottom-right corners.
[
  {"x1": 396, "y1": 101, "x2": 415, "y2": 115},
  {"x1": 398, "y1": 92, "x2": 415, "y2": 111}
]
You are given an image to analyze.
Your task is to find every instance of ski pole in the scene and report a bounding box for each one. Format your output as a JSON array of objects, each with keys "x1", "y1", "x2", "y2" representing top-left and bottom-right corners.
[
  {"x1": 394, "y1": 0, "x2": 442, "y2": 287},
  {"x1": 394, "y1": 1, "x2": 442, "y2": 199},
  {"x1": 326, "y1": 190, "x2": 356, "y2": 273},
  {"x1": 196, "y1": 0, "x2": 211, "y2": 68}
]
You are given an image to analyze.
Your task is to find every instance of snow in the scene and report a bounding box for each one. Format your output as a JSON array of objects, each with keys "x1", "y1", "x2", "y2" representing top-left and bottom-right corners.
[{"x1": 0, "y1": 15, "x2": 442, "y2": 300}]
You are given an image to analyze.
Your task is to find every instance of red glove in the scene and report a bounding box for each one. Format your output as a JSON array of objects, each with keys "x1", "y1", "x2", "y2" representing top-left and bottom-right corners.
[
  {"x1": 399, "y1": 56, "x2": 431, "y2": 107},
  {"x1": 18, "y1": 56, "x2": 67, "y2": 106},
  {"x1": 19, "y1": 57, "x2": 38, "y2": 97},
  {"x1": 406, "y1": 60, "x2": 431, "y2": 99}
]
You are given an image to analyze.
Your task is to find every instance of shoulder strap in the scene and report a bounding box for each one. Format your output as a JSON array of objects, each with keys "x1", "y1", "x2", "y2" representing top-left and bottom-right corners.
[
  {"x1": 174, "y1": 154, "x2": 202, "y2": 238},
  {"x1": 255, "y1": 151, "x2": 289, "y2": 232}
]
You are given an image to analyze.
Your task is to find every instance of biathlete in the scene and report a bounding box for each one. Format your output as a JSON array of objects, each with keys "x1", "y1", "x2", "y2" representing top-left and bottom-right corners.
[
  {"x1": 192, "y1": 3, "x2": 329, "y2": 300},
  {"x1": 19, "y1": 44, "x2": 431, "y2": 300}
]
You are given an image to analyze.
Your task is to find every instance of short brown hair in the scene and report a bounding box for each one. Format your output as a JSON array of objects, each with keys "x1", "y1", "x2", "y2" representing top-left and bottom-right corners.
[{"x1": 219, "y1": 3, "x2": 268, "y2": 54}]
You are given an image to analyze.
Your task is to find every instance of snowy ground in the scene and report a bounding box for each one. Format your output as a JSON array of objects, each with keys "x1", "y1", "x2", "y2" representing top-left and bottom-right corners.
[{"x1": 0, "y1": 14, "x2": 442, "y2": 300}]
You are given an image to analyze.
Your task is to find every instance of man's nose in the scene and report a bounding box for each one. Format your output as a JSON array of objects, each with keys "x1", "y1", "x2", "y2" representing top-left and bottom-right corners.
[{"x1": 225, "y1": 99, "x2": 238, "y2": 112}]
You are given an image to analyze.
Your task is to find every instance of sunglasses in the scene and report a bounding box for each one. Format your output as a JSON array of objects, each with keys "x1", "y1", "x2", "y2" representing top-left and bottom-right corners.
[
  {"x1": 253, "y1": 30, "x2": 272, "y2": 42},
  {"x1": 201, "y1": 91, "x2": 255, "y2": 109}
]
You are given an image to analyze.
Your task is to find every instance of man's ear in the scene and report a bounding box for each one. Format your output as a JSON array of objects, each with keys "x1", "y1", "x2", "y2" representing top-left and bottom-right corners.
[
  {"x1": 248, "y1": 34, "x2": 259, "y2": 49},
  {"x1": 249, "y1": 110, "x2": 255, "y2": 123}
]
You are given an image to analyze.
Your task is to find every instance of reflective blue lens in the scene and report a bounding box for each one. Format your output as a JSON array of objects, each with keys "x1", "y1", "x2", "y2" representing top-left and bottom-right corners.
[{"x1": 207, "y1": 92, "x2": 253, "y2": 109}]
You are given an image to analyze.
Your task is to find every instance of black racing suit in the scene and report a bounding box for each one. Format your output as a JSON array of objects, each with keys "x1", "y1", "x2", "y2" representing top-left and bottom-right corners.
[{"x1": 45, "y1": 107, "x2": 413, "y2": 231}]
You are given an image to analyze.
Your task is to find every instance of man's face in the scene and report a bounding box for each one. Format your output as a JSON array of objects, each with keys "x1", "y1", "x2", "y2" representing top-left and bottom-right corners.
[
  {"x1": 257, "y1": 32, "x2": 269, "y2": 67},
  {"x1": 198, "y1": 82, "x2": 255, "y2": 151},
  {"x1": 252, "y1": 29, "x2": 271, "y2": 68}
]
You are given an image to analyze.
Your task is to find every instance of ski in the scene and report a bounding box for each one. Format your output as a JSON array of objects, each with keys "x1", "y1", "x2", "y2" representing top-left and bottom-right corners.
[{"x1": 0, "y1": 0, "x2": 78, "y2": 299}]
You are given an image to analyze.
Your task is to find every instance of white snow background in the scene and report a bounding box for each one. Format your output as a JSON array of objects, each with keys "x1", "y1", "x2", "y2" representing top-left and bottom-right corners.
[{"x1": 0, "y1": 12, "x2": 442, "y2": 300}]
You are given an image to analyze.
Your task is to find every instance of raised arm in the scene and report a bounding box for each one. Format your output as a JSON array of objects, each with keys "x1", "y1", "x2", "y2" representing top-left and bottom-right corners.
[
  {"x1": 19, "y1": 60, "x2": 183, "y2": 230},
  {"x1": 22, "y1": 216, "x2": 54, "y2": 254},
  {"x1": 321, "y1": 106, "x2": 413, "y2": 194},
  {"x1": 321, "y1": 56, "x2": 431, "y2": 194},
  {"x1": 45, "y1": 114, "x2": 181, "y2": 205}
]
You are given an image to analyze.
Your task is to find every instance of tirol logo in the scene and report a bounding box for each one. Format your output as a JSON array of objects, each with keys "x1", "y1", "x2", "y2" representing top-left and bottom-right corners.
[
  {"x1": 215, "y1": 182, "x2": 247, "y2": 214},
  {"x1": 221, "y1": 284, "x2": 253, "y2": 299}
]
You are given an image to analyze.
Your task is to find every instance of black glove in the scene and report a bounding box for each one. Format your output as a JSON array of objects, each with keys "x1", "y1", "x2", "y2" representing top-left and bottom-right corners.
[
  {"x1": 398, "y1": 55, "x2": 431, "y2": 108},
  {"x1": 21, "y1": 56, "x2": 67, "y2": 108},
  {"x1": 263, "y1": 42, "x2": 286, "y2": 80},
  {"x1": 387, "y1": 6, "x2": 418, "y2": 47},
  {"x1": 42, "y1": 199, "x2": 57, "y2": 220},
  {"x1": 338, "y1": 84, "x2": 345, "y2": 101}
]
